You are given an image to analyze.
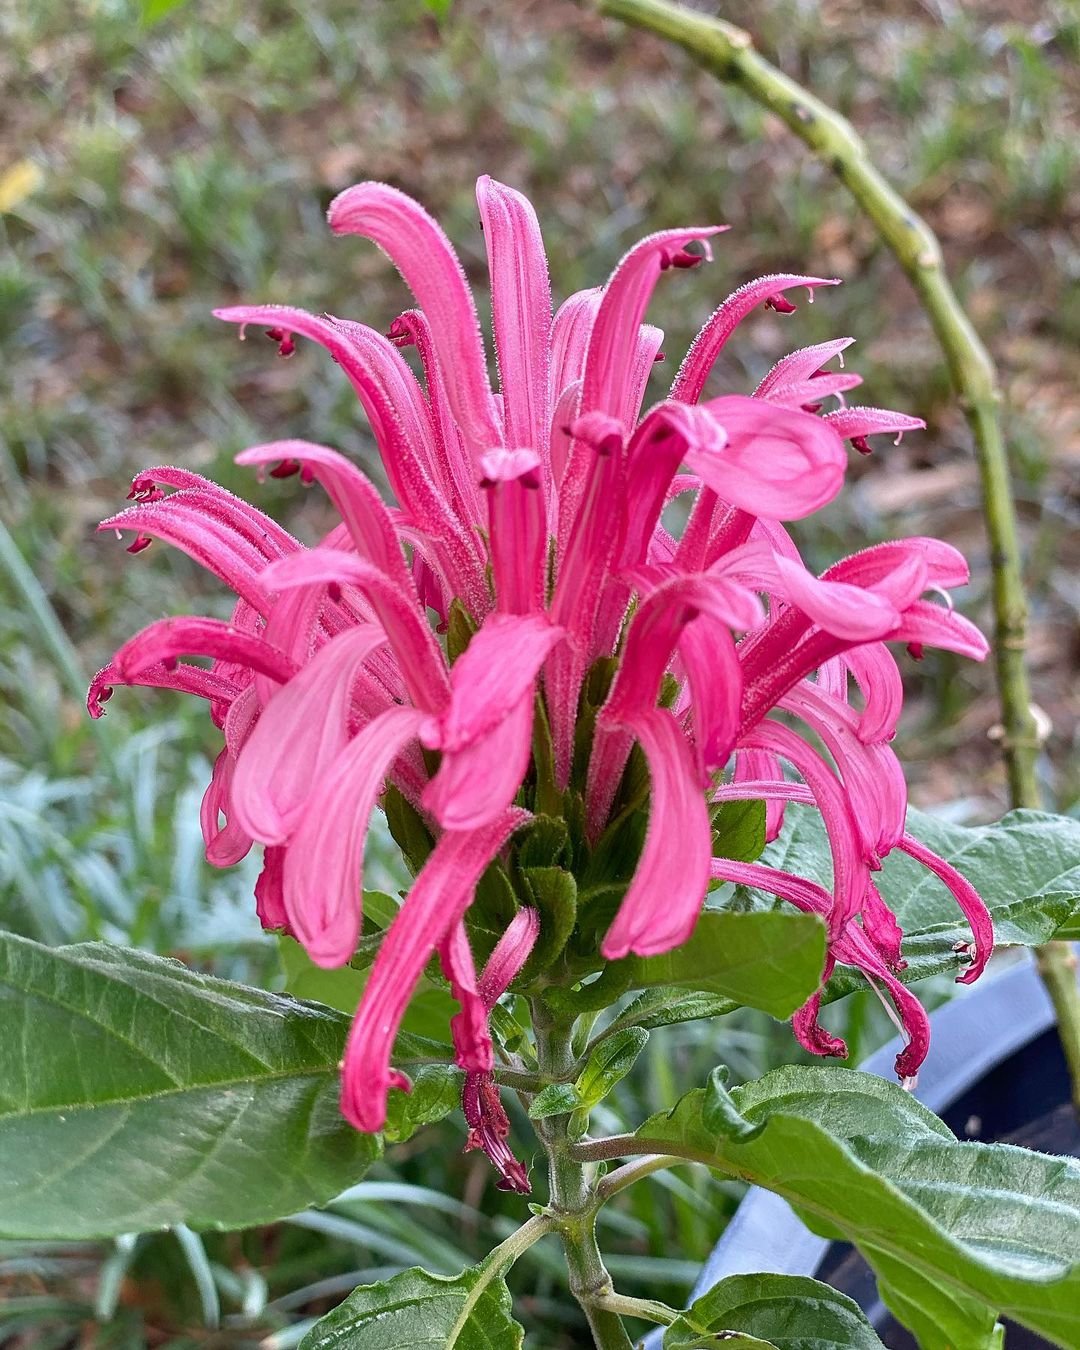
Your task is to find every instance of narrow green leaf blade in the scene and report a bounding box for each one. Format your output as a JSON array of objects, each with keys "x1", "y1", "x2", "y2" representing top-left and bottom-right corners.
[
  {"x1": 297, "y1": 1264, "x2": 523, "y2": 1349},
  {"x1": 0, "y1": 935, "x2": 379, "y2": 1238},
  {"x1": 635, "y1": 1065, "x2": 1080, "y2": 1349},
  {"x1": 664, "y1": 1272, "x2": 886, "y2": 1349},
  {"x1": 626, "y1": 911, "x2": 827, "y2": 1019}
]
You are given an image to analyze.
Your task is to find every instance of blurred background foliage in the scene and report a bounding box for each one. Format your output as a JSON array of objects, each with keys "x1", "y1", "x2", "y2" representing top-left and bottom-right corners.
[{"x1": 0, "y1": 0, "x2": 1077, "y2": 1344}]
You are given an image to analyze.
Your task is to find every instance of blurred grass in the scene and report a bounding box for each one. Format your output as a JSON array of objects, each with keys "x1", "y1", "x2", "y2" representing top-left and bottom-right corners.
[{"x1": 0, "y1": 0, "x2": 1077, "y2": 1344}]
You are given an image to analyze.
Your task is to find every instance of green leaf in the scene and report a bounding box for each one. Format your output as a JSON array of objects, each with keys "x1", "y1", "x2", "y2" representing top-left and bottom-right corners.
[
  {"x1": 733, "y1": 805, "x2": 1080, "y2": 992},
  {"x1": 519, "y1": 866, "x2": 577, "y2": 974},
  {"x1": 601, "y1": 986, "x2": 738, "y2": 1036},
  {"x1": 297, "y1": 1263, "x2": 522, "y2": 1349},
  {"x1": 635, "y1": 1065, "x2": 1080, "y2": 1349},
  {"x1": 701, "y1": 1066, "x2": 761, "y2": 1142},
  {"x1": 528, "y1": 1027, "x2": 648, "y2": 1120},
  {"x1": 0, "y1": 935, "x2": 379, "y2": 1239},
  {"x1": 575, "y1": 1026, "x2": 649, "y2": 1106},
  {"x1": 626, "y1": 911, "x2": 827, "y2": 1019},
  {"x1": 712, "y1": 797, "x2": 767, "y2": 864},
  {"x1": 664, "y1": 1272, "x2": 886, "y2": 1349},
  {"x1": 527, "y1": 1082, "x2": 583, "y2": 1121},
  {"x1": 384, "y1": 1064, "x2": 463, "y2": 1143}
]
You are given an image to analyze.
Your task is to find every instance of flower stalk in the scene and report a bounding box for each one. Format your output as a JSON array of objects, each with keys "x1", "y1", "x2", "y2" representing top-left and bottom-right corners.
[
  {"x1": 533, "y1": 1005, "x2": 634, "y2": 1350},
  {"x1": 593, "y1": 0, "x2": 1080, "y2": 1114}
]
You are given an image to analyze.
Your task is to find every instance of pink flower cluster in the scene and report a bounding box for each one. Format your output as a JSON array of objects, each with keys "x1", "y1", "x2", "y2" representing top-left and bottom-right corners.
[{"x1": 91, "y1": 177, "x2": 991, "y2": 1189}]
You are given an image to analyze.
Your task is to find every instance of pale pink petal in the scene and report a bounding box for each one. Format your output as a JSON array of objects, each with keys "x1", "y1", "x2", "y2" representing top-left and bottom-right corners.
[
  {"x1": 600, "y1": 708, "x2": 712, "y2": 959},
  {"x1": 283, "y1": 706, "x2": 428, "y2": 968},
  {"x1": 340, "y1": 808, "x2": 527, "y2": 1132},
  {"x1": 476, "y1": 176, "x2": 552, "y2": 455},
  {"x1": 328, "y1": 182, "x2": 502, "y2": 454},
  {"x1": 232, "y1": 625, "x2": 389, "y2": 844},
  {"x1": 771, "y1": 554, "x2": 901, "y2": 640},
  {"x1": 687, "y1": 396, "x2": 848, "y2": 520},
  {"x1": 262, "y1": 549, "x2": 451, "y2": 712},
  {"x1": 423, "y1": 694, "x2": 534, "y2": 830},
  {"x1": 428, "y1": 612, "x2": 563, "y2": 751}
]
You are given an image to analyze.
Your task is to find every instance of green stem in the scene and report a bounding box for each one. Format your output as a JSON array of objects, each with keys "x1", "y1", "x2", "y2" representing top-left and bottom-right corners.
[
  {"x1": 593, "y1": 1291, "x2": 679, "y2": 1326},
  {"x1": 596, "y1": 1153, "x2": 686, "y2": 1202},
  {"x1": 594, "y1": 0, "x2": 1080, "y2": 1111},
  {"x1": 533, "y1": 1003, "x2": 634, "y2": 1350}
]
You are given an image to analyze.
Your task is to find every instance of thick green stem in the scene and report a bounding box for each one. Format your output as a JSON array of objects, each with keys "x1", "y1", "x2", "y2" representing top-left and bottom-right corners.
[
  {"x1": 594, "y1": 0, "x2": 1080, "y2": 1110},
  {"x1": 533, "y1": 1004, "x2": 634, "y2": 1350}
]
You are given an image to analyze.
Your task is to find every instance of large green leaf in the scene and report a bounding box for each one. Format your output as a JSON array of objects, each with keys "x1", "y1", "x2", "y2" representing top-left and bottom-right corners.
[
  {"x1": 664, "y1": 1272, "x2": 887, "y2": 1349},
  {"x1": 0, "y1": 934, "x2": 379, "y2": 1239},
  {"x1": 730, "y1": 806, "x2": 1080, "y2": 991},
  {"x1": 626, "y1": 911, "x2": 827, "y2": 1019},
  {"x1": 632, "y1": 1065, "x2": 1080, "y2": 1349},
  {"x1": 297, "y1": 1264, "x2": 523, "y2": 1349}
]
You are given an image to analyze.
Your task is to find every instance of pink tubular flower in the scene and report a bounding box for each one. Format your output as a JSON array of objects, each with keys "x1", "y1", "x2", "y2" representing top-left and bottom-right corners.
[{"x1": 91, "y1": 176, "x2": 993, "y2": 1177}]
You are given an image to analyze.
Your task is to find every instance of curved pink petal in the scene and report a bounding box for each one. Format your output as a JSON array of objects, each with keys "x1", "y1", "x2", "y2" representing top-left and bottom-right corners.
[
  {"x1": 771, "y1": 554, "x2": 901, "y2": 640},
  {"x1": 200, "y1": 747, "x2": 253, "y2": 867},
  {"x1": 425, "y1": 612, "x2": 563, "y2": 752},
  {"x1": 262, "y1": 549, "x2": 451, "y2": 712},
  {"x1": 340, "y1": 807, "x2": 527, "y2": 1132},
  {"x1": 687, "y1": 395, "x2": 848, "y2": 520},
  {"x1": 479, "y1": 906, "x2": 541, "y2": 1009},
  {"x1": 236, "y1": 441, "x2": 411, "y2": 591},
  {"x1": 600, "y1": 707, "x2": 712, "y2": 959},
  {"x1": 824, "y1": 537, "x2": 970, "y2": 592},
  {"x1": 439, "y1": 920, "x2": 492, "y2": 1074},
  {"x1": 672, "y1": 274, "x2": 840, "y2": 404},
  {"x1": 111, "y1": 616, "x2": 297, "y2": 687},
  {"x1": 328, "y1": 182, "x2": 502, "y2": 454},
  {"x1": 254, "y1": 846, "x2": 291, "y2": 934},
  {"x1": 581, "y1": 226, "x2": 725, "y2": 422},
  {"x1": 283, "y1": 705, "x2": 428, "y2": 968},
  {"x1": 897, "y1": 832, "x2": 993, "y2": 983},
  {"x1": 100, "y1": 497, "x2": 273, "y2": 616},
  {"x1": 389, "y1": 308, "x2": 483, "y2": 526},
  {"x1": 477, "y1": 175, "x2": 552, "y2": 456},
  {"x1": 754, "y1": 338, "x2": 856, "y2": 399},
  {"x1": 743, "y1": 719, "x2": 866, "y2": 933},
  {"x1": 843, "y1": 643, "x2": 904, "y2": 744},
  {"x1": 423, "y1": 694, "x2": 535, "y2": 830},
  {"x1": 480, "y1": 448, "x2": 548, "y2": 614},
  {"x1": 88, "y1": 660, "x2": 240, "y2": 721},
  {"x1": 232, "y1": 624, "x2": 389, "y2": 844},
  {"x1": 824, "y1": 405, "x2": 925, "y2": 453}
]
